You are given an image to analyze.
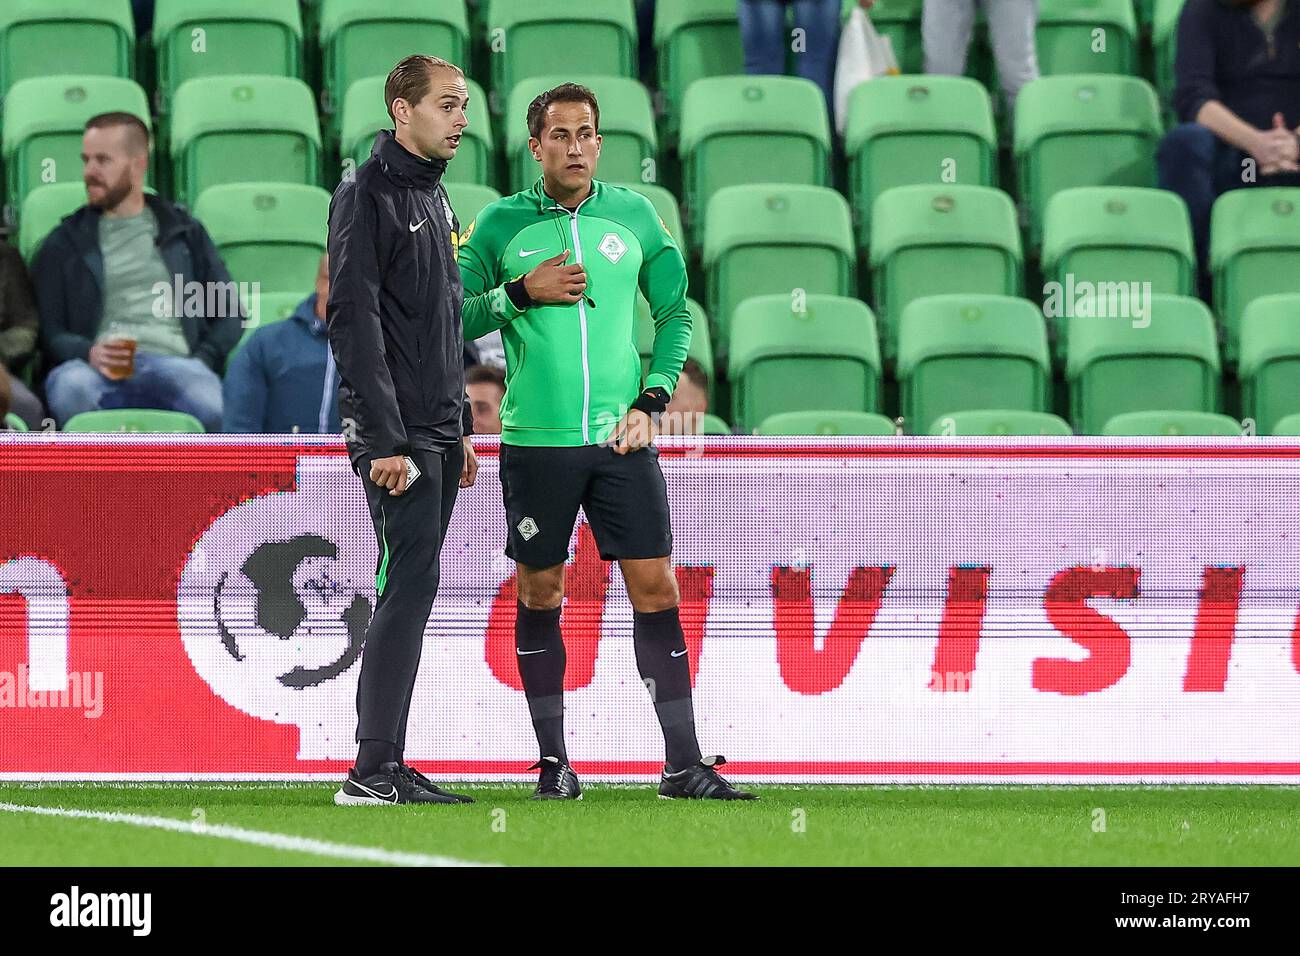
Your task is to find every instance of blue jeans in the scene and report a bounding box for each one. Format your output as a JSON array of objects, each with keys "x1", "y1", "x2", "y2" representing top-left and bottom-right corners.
[
  {"x1": 45, "y1": 352, "x2": 224, "y2": 432},
  {"x1": 738, "y1": 0, "x2": 841, "y2": 110}
]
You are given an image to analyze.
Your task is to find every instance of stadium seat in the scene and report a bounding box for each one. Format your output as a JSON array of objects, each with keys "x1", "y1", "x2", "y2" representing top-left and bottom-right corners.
[
  {"x1": 226, "y1": 291, "x2": 307, "y2": 368},
  {"x1": 319, "y1": 0, "x2": 470, "y2": 131},
  {"x1": 866, "y1": 0, "x2": 925, "y2": 74},
  {"x1": 897, "y1": 295, "x2": 1051, "y2": 435},
  {"x1": 845, "y1": 76, "x2": 997, "y2": 248},
  {"x1": 869, "y1": 184, "x2": 1022, "y2": 366},
  {"x1": 152, "y1": 0, "x2": 303, "y2": 116},
  {"x1": 170, "y1": 76, "x2": 321, "y2": 206},
  {"x1": 1239, "y1": 294, "x2": 1300, "y2": 438},
  {"x1": 18, "y1": 183, "x2": 87, "y2": 261},
  {"x1": 1210, "y1": 188, "x2": 1300, "y2": 368},
  {"x1": 680, "y1": 76, "x2": 831, "y2": 243},
  {"x1": 340, "y1": 75, "x2": 492, "y2": 185},
  {"x1": 2, "y1": 76, "x2": 150, "y2": 215},
  {"x1": 654, "y1": 0, "x2": 745, "y2": 139},
  {"x1": 703, "y1": 184, "x2": 855, "y2": 359},
  {"x1": 3, "y1": 413, "x2": 28, "y2": 432},
  {"x1": 1041, "y1": 186, "x2": 1196, "y2": 353},
  {"x1": 699, "y1": 413, "x2": 732, "y2": 435},
  {"x1": 617, "y1": 183, "x2": 688, "y2": 262},
  {"x1": 1152, "y1": 0, "x2": 1187, "y2": 111},
  {"x1": 506, "y1": 76, "x2": 655, "y2": 192},
  {"x1": 1270, "y1": 412, "x2": 1300, "y2": 436},
  {"x1": 62, "y1": 409, "x2": 206, "y2": 433},
  {"x1": 0, "y1": 1, "x2": 135, "y2": 100},
  {"x1": 728, "y1": 294, "x2": 881, "y2": 432},
  {"x1": 636, "y1": 297, "x2": 714, "y2": 401},
  {"x1": 1014, "y1": 75, "x2": 1161, "y2": 248},
  {"x1": 489, "y1": 0, "x2": 638, "y2": 99},
  {"x1": 757, "y1": 410, "x2": 896, "y2": 436},
  {"x1": 1067, "y1": 293, "x2": 1220, "y2": 435},
  {"x1": 193, "y1": 183, "x2": 330, "y2": 293},
  {"x1": 926, "y1": 409, "x2": 1073, "y2": 436},
  {"x1": 1101, "y1": 410, "x2": 1243, "y2": 436},
  {"x1": 444, "y1": 182, "x2": 502, "y2": 228},
  {"x1": 1035, "y1": 0, "x2": 1138, "y2": 76}
]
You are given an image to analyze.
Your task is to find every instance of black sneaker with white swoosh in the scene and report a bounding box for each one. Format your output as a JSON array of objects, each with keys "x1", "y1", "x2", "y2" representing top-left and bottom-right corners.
[
  {"x1": 658, "y1": 756, "x2": 758, "y2": 800},
  {"x1": 334, "y1": 761, "x2": 470, "y2": 805}
]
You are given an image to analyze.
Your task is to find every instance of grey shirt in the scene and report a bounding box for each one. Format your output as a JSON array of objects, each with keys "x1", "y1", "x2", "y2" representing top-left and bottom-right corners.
[{"x1": 97, "y1": 208, "x2": 189, "y2": 357}]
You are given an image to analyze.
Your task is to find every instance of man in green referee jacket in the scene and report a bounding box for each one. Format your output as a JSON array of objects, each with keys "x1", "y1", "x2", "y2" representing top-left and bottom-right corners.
[{"x1": 459, "y1": 83, "x2": 754, "y2": 802}]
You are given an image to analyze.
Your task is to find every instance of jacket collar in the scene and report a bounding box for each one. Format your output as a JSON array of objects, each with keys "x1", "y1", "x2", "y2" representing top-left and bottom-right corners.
[
  {"x1": 291, "y1": 294, "x2": 326, "y2": 336},
  {"x1": 373, "y1": 129, "x2": 447, "y2": 189},
  {"x1": 529, "y1": 176, "x2": 603, "y2": 214}
]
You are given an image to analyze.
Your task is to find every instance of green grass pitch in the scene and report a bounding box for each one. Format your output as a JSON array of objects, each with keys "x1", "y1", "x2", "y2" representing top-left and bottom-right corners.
[{"x1": 2, "y1": 783, "x2": 1297, "y2": 866}]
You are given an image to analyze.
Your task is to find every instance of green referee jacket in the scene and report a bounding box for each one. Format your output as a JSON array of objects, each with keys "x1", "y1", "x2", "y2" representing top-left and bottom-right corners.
[{"x1": 458, "y1": 177, "x2": 691, "y2": 446}]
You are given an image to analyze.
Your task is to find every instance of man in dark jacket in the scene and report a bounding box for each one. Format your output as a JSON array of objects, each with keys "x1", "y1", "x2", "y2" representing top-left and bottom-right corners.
[
  {"x1": 1158, "y1": 0, "x2": 1300, "y2": 290},
  {"x1": 33, "y1": 112, "x2": 240, "y2": 431},
  {"x1": 326, "y1": 55, "x2": 478, "y2": 806},
  {"x1": 0, "y1": 239, "x2": 43, "y2": 428}
]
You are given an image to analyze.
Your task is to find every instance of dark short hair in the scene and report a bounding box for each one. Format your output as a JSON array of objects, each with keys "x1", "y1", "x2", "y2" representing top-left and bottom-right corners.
[
  {"x1": 385, "y1": 55, "x2": 463, "y2": 123},
  {"x1": 527, "y1": 83, "x2": 600, "y2": 139},
  {"x1": 466, "y1": 364, "x2": 506, "y2": 390},
  {"x1": 84, "y1": 111, "x2": 150, "y2": 155},
  {"x1": 679, "y1": 358, "x2": 708, "y2": 392}
]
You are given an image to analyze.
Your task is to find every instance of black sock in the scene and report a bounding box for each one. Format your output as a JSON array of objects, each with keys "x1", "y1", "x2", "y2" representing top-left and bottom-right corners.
[
  {"x1": 516, "y1": 602, "x2": 568, "y2": 763},
  {"x1": 356, "y1": 738, "x2": 397, "y2": 778},
  {"x1": 633, "y1": 606, "x2": 702, "y2": 772}
]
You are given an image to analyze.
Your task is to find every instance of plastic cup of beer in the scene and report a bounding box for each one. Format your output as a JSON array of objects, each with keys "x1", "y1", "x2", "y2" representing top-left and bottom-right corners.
[{"x1": 102, "y1": 327, "x2": 137, "y2": 381}]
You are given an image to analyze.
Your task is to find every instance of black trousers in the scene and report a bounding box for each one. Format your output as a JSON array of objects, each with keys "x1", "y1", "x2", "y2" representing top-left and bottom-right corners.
[{"x1": 355, "y1": 442, "x2": 463, "y2": 749}]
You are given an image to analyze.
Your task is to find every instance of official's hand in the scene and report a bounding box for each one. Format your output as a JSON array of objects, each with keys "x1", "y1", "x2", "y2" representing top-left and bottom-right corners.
[
  {"x1": 609, "y1": 409, "x2": 656, "y2": 455},
  {"x1": 88, "y1": 340, "x2": 133, "y2": 379},
  {"x1": 460, "y1": 437, "x2": 478, "y2": 488},
  {"x1": 370, "y1": 455, "x2": 409, "y2": 496},
  {"x1": 523, "y1": 249, "x2": 586, "y2": 304}
]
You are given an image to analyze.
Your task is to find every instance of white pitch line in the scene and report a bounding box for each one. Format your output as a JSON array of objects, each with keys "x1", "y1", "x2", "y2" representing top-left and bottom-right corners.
[{"x1": 0, "y1": 802, "x2": 497, "y2": 868}]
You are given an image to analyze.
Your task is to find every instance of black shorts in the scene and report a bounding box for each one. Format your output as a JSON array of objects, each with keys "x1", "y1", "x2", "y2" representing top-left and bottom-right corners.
[{"x1": 498, "y1": 443, "x2": 673, "y2": 567}]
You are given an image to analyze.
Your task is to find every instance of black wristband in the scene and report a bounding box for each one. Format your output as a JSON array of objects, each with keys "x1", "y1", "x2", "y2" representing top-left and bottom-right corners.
[
  {"x1": 504, "y1": 276, "x2": 534, "y2": 310},
  {"x1": 631, "y1": 387, "x2": 670, "y2": 417}
]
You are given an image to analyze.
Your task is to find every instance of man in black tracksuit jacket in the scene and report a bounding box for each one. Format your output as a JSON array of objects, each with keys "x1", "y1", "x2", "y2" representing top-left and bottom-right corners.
[{"x1": 326, "y1": 57, "x2": 477, "y2": 805}]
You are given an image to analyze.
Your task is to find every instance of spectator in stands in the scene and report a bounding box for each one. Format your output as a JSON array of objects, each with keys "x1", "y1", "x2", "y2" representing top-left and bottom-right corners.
[
  {"x1": 0, "y1": 239, "x2": 44, "y2": 429},
  {"x1": 465, "y1": 364, "x2": 505, "y2": 436},
  {"x1": 33, "y1": 112, "x2": 240, "y2": 432},
  {"x1": 663, "y1": 358, "x2": 710, "y2": 435},
  {"x1": 923, "y1": 0, "x2": 1040, "y2": 111},
  {"x1": 0, "y1": 362, "x2": 10, "y2": 424},
  {"x1": 1158, "y1": 0, "x2": 1300, "y2": 293},
  {"x1": 223, "y1": 255, "x2": 341, "y2": 435},
  {"x1": 739, "y1": 0, "x2": 859, "y2": 110}
]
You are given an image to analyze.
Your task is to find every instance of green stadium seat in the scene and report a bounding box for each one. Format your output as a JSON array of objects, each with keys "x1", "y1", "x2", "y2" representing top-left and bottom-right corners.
[
  {"x1": 680, "y1": 76, "x2": 831, "y2": 243},
  {"x1": 194, "y1": 183, "x2": 330, "y2": 293},
  {"x1": 845, "y1": 76, "x2": 997, "y2": 248},
  {"x1": 866, "y1": 0, "x2": 925, "y2": 74},
  {"x1": 1270, "y1": 412, "x2": 1300, "y2": 436},
  {"x1": 4, "y1": 412, "x2": 29, "y2": 432},
  {"x1": 1067, "y1": 293, "x2": 1220, "y2": 434},
  {"x1": 927, "y1": 409, "x2": 1073, "y2": 436},
  {"x1": 1041, "y1": 186, "x2": 1196, "y2": 353},
  {"x1": 869, "y1": 184, "x2": 1022, "y2": 366},
  {"x1": 699, "y1": 413, "x2": 732, "y2": 435},
  {"x1": 226, "y1": 290, "x2": 308, "y2": 369},
  {"x1": 152, "y1": 0, "x2": 303, "y2": 116},
  {"x1": 1152, "y1": 0, "x2": 1187, "y2": 110},
  {"x1": 1014, "y1": 75, "x2": 1161, "y2": 248},
  {"x1": 320, "y1": 0, "x2": 469, "y2": 135},
  {"x1": 703, "y1": 184, "x2": 855, "y2": 359},
  {"x1": 1036, "y1": 0, "x2": 1138, "y2": 76},
  {"x1": 636, "y1": 297, "x2": 714, "y2": 401},
  {"x1": 654, "y1": 0, "x2": 745, "y2": 140},
  {"x1": 758, "y1": 410, "x2": 896, "y2": 436},
  {"x1": 0, "y1": 1, "x2": 134, "y2": 100},
  {"x1": 1239, "y1": 294, "x2": 1300, "y2": 437},
  {"x1": 62, "y1": 409, "x2": 206, "y2": 433},
  {"x1": 489, "y1": 0, "x2": 638, "y2": 99},
  {"x1": 170, "y1": 76, "x2": 321, "y2": 205},
  {"x1": 506, "y1": 76, "x2": 656, "y2": 192},
  {"x1": 2, "y1": 76, "x2": 150, "y2": 215},
  {"x1": 18, "y1": 183, "x2": 86, "y2": 261},
  {"x1": 1137, "y1": 0, "x2": 1155, "y2": 29},
  {"x1": 444, "y1": 182, "x2": 502, "y2": 228},
  {"x1": 1210, "y1": 188, "x2": 1300, "y2": 368},
  {"x1": 897, "y1": 295, "x2": 1051, "y2": 435},
  {"x1": 340, "y1": 75, "x2": 492, "y2": 185},
  {"x1": 1101, "y1": 410, "x2": 1242, "y2": 436},
  {"x1": 617, "y1": 183, "x2": 688, "y2": 262},
  {"x1": 728, "y1": 294, "x2": 881, "y2": 432}
]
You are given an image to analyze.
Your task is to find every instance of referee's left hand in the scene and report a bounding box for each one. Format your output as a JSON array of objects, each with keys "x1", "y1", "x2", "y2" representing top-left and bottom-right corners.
[
  {"x1": 460, "y1": 436, "x2": 478, "y2": 487},
  {"x1": 609, "y1": 409, "x2": 656, "y2": 455}
]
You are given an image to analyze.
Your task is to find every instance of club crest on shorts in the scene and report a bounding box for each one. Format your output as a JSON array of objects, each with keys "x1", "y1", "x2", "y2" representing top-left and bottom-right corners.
[
  {"x1": 598, "y1": 232, "x2": 627, "y2": 264},
  {"x1": 517, "y1": 517, "x2": 539, "y2": 540}
]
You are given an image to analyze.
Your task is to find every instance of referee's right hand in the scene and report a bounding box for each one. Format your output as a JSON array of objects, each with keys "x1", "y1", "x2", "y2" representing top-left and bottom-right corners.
[
  {"x1": 370, "y1": 455, "x2": 409, "y2": 496},
  {"x1": 523, "y1": 250, "x2": 586, "y2": 304}
]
